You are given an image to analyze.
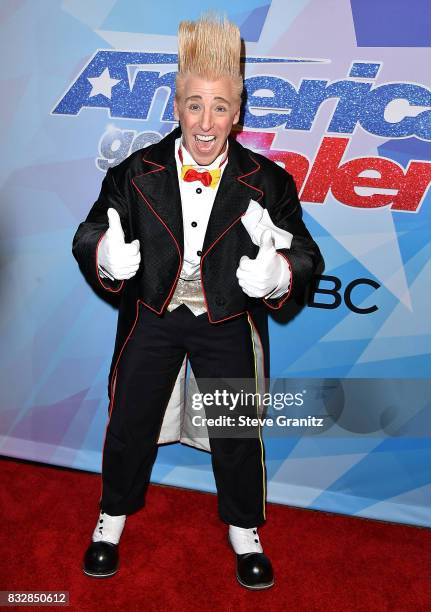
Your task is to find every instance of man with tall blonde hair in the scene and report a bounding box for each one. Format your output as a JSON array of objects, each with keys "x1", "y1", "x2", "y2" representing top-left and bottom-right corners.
[{"x1": 74, "y1": 15, "x2": 321, "y2": 589}]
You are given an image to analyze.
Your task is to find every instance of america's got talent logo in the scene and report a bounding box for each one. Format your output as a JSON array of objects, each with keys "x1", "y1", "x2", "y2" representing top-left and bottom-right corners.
[{"x1": 52, "y1": 50, "x2": 431, "y2": 213}]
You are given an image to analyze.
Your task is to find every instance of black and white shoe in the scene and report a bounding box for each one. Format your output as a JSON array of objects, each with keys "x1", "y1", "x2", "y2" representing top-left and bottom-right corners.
[
  {"x1": 229, "y1": 525, "x2": 274, "y2": 590},
  {"x1": 82, "y1": 511, "x2": 126, "y2": 578}
]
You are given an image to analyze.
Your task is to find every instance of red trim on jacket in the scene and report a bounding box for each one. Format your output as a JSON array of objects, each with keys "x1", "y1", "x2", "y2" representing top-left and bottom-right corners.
[
  {"x1": 99, "y1": 299, "x2": 142, "y2": 504},
  {"x1": 200, "y1": 215, "x2": 247, "y2": 324},
  {"x1": 236, "y1": 154, "x2": 264, "y2": 201},
  {"x1": 132, "y1": 158, "x2": 183, "y2": 315},
  {"x1": 199, "y1": 152, "x2": 264, "y2": 323}
]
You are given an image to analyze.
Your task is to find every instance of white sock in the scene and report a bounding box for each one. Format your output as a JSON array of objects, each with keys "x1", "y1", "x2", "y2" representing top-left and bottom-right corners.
[
  {"x1": 229, "y1": 525, "x2": 263, "y2": 555},
  {"x1": 92, "y1": 511, "x2": 126, "y2": 545}
]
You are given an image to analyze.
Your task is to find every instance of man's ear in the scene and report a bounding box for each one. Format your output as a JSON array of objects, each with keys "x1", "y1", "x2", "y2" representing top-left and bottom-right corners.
[
  {"x1": 233, "y1": 106, "x2": 241, "y2": 125},
  {"x1": 173, "y1": 97, "x2": 179, "y2": 121}
]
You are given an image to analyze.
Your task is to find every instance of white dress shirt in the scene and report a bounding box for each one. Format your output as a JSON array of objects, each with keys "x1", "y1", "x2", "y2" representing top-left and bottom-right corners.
[
  {"x1": 175, "y1": 138, "x2": 291, "y2": 299},
  {"x1": 175, "y1": 137, "x2": 228, "y2": 280}
]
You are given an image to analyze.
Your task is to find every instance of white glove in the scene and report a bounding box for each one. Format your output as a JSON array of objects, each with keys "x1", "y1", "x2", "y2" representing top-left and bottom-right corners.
[
  {"x1": 236, "y1": 229, "x2": 286, "y2": 298},
  {"x1": 97, "y1": 208, "x2": 141, "y2": 280}
]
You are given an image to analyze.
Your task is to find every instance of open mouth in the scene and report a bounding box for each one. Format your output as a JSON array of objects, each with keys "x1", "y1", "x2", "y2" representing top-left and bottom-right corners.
[{"x1": 194, "y1": 134, "x2": 217, "y2": 152}]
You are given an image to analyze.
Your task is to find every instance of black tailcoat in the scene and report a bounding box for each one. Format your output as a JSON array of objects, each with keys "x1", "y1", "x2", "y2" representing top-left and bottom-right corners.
[{"x1": 73, "y1": 126, "x2": 322, "y2": 406}]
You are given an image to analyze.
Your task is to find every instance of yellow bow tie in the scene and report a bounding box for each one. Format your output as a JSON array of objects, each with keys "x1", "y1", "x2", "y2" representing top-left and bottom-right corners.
[{"x1": 181, "y1": 165, "x2": 221, "y2": 189}]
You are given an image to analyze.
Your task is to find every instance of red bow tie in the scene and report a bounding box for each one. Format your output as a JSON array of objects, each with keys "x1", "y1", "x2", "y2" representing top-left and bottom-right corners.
[
  {"x1": 178, "y1": 145, "x2": 226, "y2": 189},
  {"x1": 182, "y1": 168, "x2": 214, "y2": 187}
]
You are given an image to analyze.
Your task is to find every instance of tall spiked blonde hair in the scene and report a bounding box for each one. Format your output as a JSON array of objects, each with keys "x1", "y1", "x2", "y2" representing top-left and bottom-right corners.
[{"x1": 175, "y1": 15, "x2": 243, "y2": 102}]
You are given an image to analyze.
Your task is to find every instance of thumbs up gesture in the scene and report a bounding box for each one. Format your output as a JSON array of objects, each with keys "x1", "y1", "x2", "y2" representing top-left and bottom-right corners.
[
  {"x1": 97, "y1": 208, "x2": 141, "y2": 280},
  {"x1": 236, "y1": 229, "x2": 283, "y2": 298}
]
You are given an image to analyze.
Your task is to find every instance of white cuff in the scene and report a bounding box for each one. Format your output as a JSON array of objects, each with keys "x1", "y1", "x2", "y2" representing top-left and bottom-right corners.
[{"x1": 98, "y1": 265, "x2": 115, "y2": 281}]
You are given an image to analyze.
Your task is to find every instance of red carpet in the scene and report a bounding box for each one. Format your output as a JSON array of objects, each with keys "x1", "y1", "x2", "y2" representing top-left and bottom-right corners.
[{"x1": 1, "y1": 457, "x2": 430, "y2": 611}]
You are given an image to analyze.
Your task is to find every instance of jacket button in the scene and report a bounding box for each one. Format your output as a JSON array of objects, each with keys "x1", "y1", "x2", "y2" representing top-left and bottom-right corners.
[{"x1": 215, "y1": 296, "x2": 225, "y2": 306}]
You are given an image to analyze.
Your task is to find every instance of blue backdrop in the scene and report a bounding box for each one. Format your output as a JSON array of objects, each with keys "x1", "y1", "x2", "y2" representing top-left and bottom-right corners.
[{"x1": 1, "y1": 0, "x2": 430, "y2": 527}]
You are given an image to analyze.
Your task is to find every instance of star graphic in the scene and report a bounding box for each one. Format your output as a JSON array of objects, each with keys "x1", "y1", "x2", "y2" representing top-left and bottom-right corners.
[{"x1": 88, "y1": 67, "x2": 121, "y2": 99}]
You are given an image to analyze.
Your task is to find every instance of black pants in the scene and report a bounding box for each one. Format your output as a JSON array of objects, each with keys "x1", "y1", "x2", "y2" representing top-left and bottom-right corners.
[{"x1": 100, "y1": 303, "x2": 266, "y2": 528}]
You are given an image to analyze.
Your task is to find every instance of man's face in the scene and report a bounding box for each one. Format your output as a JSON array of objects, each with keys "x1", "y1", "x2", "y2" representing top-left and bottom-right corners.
[{"x1": 174, "y1": 75, "x2": 241, "y2": 166}]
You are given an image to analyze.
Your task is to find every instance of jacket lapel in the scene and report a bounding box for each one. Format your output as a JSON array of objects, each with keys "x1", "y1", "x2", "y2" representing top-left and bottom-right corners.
[
  {"x1": 202, "y1": 136, "x2": 263, "y2": 255},
  {"x1": 132, "y1": 128, "x2": 184, "y2": 254},
  {"x1": 131, "y1": 128, "x2": 264, "y2": 258}
]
